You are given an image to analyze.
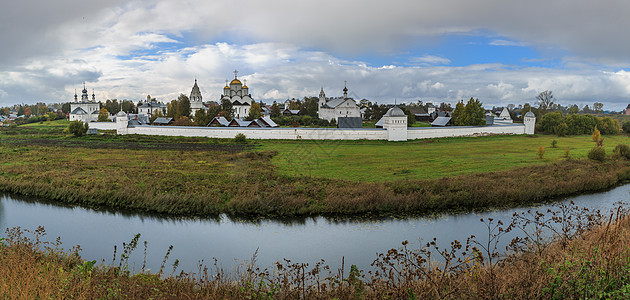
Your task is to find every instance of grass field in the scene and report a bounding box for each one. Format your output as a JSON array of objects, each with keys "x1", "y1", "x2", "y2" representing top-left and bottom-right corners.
[
  {"x1": 2, "y1": 120, "x2": 630, "y2": 217},
  {"x1": 260, "y1": 134, "x2": 630, "y2": 182}
]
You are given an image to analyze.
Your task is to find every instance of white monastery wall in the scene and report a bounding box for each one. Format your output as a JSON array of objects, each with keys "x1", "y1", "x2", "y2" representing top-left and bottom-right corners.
[
  {"x1": 407, "y1": 124, "x2": 525, "y2": 140},
  {"x1": 125, "y1": 126, "x2": 387, "y2": 140},
  {"x1": 86, "y1": 122, "x2": 117, "y2": 130}
]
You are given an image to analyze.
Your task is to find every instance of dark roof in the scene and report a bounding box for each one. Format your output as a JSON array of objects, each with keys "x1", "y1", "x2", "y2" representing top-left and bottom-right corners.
[
  {"x1": 70, "y1": 107, "x2": 87, "y2": 115},
  {"x1": 153, "y1": 117, "x2": 173, "y2": 124},
  {"x1": 431, "y1": 116, "x2": 451, "y2": 127},
  {"x1": 385, "y1": 107, "x2": 406, "y2": 117},
  {"x1": 337, "y1": 117, "x2": 362, "y2": 128}
]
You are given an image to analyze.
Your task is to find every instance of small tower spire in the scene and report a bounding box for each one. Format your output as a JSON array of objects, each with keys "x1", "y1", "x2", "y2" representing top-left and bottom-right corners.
[
  {"x1": 74, "y1": 89, "x2": 78, "y2": 101},
  {"x1": 92, "y1": 89, "x2": 95, "y2": 101},
  {"x1": 233, "y1": 69, "x2": 238, "y2": 79},
  {"x1": 343, "y1": 80, "x2": 348, "y2": 98}
]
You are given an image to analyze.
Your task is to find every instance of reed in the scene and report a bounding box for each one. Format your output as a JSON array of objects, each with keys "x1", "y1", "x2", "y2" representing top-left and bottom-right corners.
[{"x1": 2, "y1": 201, "x2": 630, "y2": 299}]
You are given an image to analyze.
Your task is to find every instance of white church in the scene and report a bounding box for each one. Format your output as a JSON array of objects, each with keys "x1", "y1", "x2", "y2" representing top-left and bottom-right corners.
[
  {"x1": 69, "y1": 83, "x2": 100, "y2": 122},
  {"x1": 317, "y1": 82, "x2": 361, "y2": 122},
  {"x1": 220, "y1": 70, "x2": 254, "y2": 118}
]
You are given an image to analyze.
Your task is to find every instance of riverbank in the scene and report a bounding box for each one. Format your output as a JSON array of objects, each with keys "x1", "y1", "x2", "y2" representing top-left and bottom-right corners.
[
  {"x1": 1, "y1": 122, "x2": 630, "y2": 217},
  {"x1": 2, "y1": 201, "x2": 629, "y2": 299}
]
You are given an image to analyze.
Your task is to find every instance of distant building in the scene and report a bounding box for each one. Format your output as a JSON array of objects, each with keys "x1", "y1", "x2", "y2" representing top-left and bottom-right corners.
[
  {"x1": 317, "y1": 82, "x2": 361, "y2": 122},
  {"x1": 625, "y1": 104, "x2": 630, "y2": 115},
  {"x1": 189, "y1": 79, "x2": 203, "y2": 115},
  {"x1": 220, "y1": 70, "x2": 254, "y2": 119},
  {"x1": 69, "y1": 83, "x2": 100, "y2": 122},
  {"x1": 137, "y1": 95, "x2": 167, "y2": 119},
  {"x1": 493, "y1": 107, "x2": 513, "y2": 125}
]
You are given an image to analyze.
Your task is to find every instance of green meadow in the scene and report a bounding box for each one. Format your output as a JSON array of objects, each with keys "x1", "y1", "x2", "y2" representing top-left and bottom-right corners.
[
  {"x1": 260, "y1": 134, "x2": 630, "y2": 182},
  {"x1": 1, "y1": 120, "x2": 630, "y2": 217}
]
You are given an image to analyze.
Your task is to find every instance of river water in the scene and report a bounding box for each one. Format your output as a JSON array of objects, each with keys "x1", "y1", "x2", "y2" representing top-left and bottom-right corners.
[{"x1": 1, "y1": 185, "x2": 629, "y2": 274}]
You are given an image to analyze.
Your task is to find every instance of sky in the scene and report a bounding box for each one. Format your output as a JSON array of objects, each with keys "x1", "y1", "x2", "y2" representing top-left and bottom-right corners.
[{"x1": 2, "y1": 0, "x2": 630, "y2": 110}]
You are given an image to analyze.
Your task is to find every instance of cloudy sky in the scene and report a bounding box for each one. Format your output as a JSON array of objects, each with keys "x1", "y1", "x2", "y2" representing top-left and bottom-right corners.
[{"x1": 2, "y1": 0, "x2": 630, "y2": 110}]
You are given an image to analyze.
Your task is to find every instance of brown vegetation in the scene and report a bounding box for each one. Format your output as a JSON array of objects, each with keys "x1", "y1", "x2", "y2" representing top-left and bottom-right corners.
[{"x1": 3, "y1": 201, "x2": 630, "y2": 299}]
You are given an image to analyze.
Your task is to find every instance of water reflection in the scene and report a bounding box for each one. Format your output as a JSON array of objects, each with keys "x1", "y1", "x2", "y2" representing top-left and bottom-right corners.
[{"x1": 1, "y1": 184, "x2": 629, "y2": 275}]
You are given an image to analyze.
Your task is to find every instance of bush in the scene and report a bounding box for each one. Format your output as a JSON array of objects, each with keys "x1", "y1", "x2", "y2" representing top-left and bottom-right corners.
[
  {"x1": 551, "y1": 139, "x2": 558, "y2": 148},
  {"x1": 301, "y1": 115, "x2": 312, "y2": 126},
  {"x1": 622, "y1": 122, "x2": 630, "y2": 134},
  {"x1": 232, "y1": 133, "x2": 247, "y2": 143},
  {"x1": 592, "y1": 126, "x2": 601, "y2": 142},
  {"x1": 588, "y1": 146, "x2": 606, "y2": 162},
  {"x1": 67, "y1": 120, "x2": 88, "y2": 137},
  {"x1": 536, "y1": 146, "x2": 545, "y2": 159},
  {"x1": 563, "y1": 147, "x2": 571, "y2": 158},
  {"x1": 613, "y1": 144, "x2": 630, "y2": 159}
]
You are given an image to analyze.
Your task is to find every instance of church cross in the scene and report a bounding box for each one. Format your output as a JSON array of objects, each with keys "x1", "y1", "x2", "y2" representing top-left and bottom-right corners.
[{"x1": 233, "y1": 70, "x2": 238, "y2": 78}]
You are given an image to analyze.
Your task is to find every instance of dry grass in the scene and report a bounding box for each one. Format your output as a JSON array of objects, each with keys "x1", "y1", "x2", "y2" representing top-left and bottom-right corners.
[{"x1": 3, "y1": 201, "x2": 630, "y2": 299}]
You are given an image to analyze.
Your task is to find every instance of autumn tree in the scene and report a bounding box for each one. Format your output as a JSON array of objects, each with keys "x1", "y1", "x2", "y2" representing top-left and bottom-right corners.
[
  {"x1": 97, "y1": 108, "x2": 110, "y2": 122},
  {"x1": 246, "y1": 102, "x2": 262, "y2": 121}
]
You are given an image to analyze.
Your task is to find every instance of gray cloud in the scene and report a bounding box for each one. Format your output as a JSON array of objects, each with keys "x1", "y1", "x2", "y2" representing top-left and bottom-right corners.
[{"x1": 2, "y1": 0, "x2": 630, "y2": 110}]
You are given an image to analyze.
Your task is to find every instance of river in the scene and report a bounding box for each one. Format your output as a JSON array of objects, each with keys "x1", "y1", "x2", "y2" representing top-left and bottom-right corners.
[{"x1": 1, "y1": 184, "x2": 629, "y2": 274}]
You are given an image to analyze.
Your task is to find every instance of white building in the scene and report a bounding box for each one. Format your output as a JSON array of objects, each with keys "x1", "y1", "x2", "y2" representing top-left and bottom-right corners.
[
  {"x1": 317, "y1": 83, "x2": 361, "y2": 122},
  {"x1": 220, "y1": 70, "x2": 253, "y2": 118},
  {"x1": 137, "y1": 95, "x2": 167, "y2": 119},
  {"x1": 189, "y1": 79, "x2": 204, "y2": 115},
  {"x1": 493, "y1": 107, "x2": 513, "y2": 125},
  {"x1": 69, "y1": 83, "x2": 100, "y2": 122}
]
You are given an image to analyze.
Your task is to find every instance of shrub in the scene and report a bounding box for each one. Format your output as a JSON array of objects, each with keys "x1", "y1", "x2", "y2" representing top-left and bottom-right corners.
[
  {"x1": 301, "y1": 115, "x2": 312, "y2": 126},
  {"x1": 592, "y1": 126, "x2": 601, "y2": 142},
  {"x1": 536, "y1": 146, "x2": 545, "y2": 159},
  {"x1": 588, "y1": 146, "x2": 606, "y2": 162},
  {"x1": 623, "y1": 122, "x2": 630, "y2": 134},
  {"x1": 551, "y1": 139, "x2": 558, "y2": 148},
  {"x1": 67, "y1": 120, "x2": 88, "y2": 137},
  {"x1": 613, "y1": 144, "x2": 630, "y2": 159},
  {"x1": 563, "y1": 147, "x2": 571, "y2": 158},
  {"x1": 232, "y1": 133, "x2": 247, "y2": 143}
]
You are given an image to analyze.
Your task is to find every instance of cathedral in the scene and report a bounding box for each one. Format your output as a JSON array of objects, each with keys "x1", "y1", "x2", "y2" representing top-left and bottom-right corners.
[
  {"x1": 220, "y1": 70, "x2": 253, "y2": 118},
  {"x1": 317, "y1": 82, "x2": 361, "y2": 122},
  {"x1": 69, "y1": 83, "x2": 100, "y2": 122}
]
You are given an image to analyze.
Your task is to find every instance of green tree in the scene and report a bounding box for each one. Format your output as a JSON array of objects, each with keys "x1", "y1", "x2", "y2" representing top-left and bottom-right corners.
[
  {"x1": 246, "y1": 102, "x2": 262, "y2": 121},
  {"x1": 97, "y1": 108, "x2": 110, "y2": 122},
  {"x1": 177, "y1": 94, "x2": 191, "y2": 118},
  {"x1": 401, "y1": 107, "x2": 416, "y2": 126},
  {"x1": 539, "y1": 111, "x2": 564, "y2": 134},
  {"x1": 299, "y1": 97, "x2": 319, "y2": 117},
  {"x1": 461, "y1": 97, "x2": 485, "y2": 126},
  {"x1": 121, "y1": 100, "x2": 136, "y2": 114},
  {"x1": 68, "y1": 120, "x2": 89, "y2": 137},
  {"x1": 150, "y1": 109, "x2": 164, "y2": 124},
  {"x1": 568, "y1": 104, "x2": 580, "y2": 114},
  {"x1": 270, "y1": 102, "x2": 281, "y2": 118},
  {"x1": 194, "y1": 109, "x2": 211, "y2": 126},
  {"x1": 451, "y1": 100, "x2": 466, "y2": 126},
  {"x1": 593, "y1": 102, "x2": 604, "y2": 112},
  {"x1": 220, "y1": 99, "x2": 234, "y2": 119},
  {"x1": 206, "y1": 106, "x2": 220, "y2": 120},
  {"x1": 61, "y1": 103, "x2": 71, "y2": 114}
]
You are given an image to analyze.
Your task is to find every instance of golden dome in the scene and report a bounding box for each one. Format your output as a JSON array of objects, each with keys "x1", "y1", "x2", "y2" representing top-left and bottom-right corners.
[
  {"x1": 242, "y1": 85, "x2": 248, "y2": 89},
  {"x1": 230, "y1": 78, "x2": 242, "y2": 85}
]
